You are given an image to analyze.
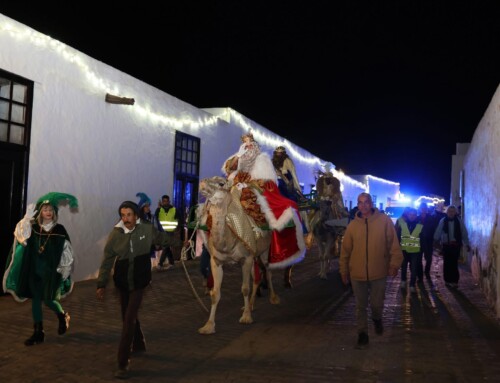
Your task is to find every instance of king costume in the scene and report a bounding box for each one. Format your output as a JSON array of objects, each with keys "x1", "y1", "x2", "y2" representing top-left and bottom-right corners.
[{"x1": 222, "y1": 134, "x2": 306, "y2": 269}]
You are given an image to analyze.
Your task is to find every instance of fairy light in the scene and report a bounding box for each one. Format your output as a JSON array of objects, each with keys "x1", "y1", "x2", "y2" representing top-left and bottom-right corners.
[
  {"x1": 1, "y1": 16, "x2": 394, "y2": 193},
  {"x1": 0, "y1": 17, "x2": 220, "y2": 131},
  {"x1": 366, "y1": 175, "x2": 400, "y2": 186},
  {"x1": 414, "y1": 195, "x2": 445, "y2": 207}
]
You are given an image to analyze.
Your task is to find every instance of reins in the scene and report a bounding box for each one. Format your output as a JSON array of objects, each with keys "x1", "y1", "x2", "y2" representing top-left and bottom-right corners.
[{"x1": 180, "y1": 222, "x2": 209, "y2": 313}]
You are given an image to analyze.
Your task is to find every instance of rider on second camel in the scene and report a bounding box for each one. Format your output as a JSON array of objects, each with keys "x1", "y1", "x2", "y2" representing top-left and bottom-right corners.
[{"x1": 315, "y1": 162, "x2": 349, "y2": 222}]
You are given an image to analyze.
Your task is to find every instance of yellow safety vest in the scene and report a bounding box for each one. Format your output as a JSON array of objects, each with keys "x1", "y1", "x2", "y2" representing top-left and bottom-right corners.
[
  {"x1": 158, "y1": 207, "x2": 178, "y2": 232},
  {"x1": 400, "y1": 222, "x2": 423, "y2": 253}
]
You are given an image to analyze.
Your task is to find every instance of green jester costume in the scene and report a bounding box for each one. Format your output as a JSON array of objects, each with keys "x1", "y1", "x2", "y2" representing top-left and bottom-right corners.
[{"x1": 2, "y1": 192, "x2": 78, "y2": 346}]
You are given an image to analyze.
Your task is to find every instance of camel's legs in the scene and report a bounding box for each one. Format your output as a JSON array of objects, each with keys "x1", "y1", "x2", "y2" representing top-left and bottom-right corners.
[
  {"x1": 317, "y1": 240, "x2": 328, "y2": 279},
  {"x1": 198, "y1": 257, "x2": 223, "y2": 335},
  {"x1": 266, "y1": 267, "x2": 280, "y2": 304},
  {"x1": 239, "y1": 256, "x2": 254, "y2": 324}
]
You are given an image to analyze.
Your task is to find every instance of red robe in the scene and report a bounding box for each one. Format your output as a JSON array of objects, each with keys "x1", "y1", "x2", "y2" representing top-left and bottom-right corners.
[{"x1": 259, "y1": 181, "x2": 305, "y2": 269}]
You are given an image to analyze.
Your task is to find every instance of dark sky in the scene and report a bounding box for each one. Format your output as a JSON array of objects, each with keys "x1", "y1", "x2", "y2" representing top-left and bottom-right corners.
[{"x1": 1, "y1": 1, "x2": 499, "y2": 202}]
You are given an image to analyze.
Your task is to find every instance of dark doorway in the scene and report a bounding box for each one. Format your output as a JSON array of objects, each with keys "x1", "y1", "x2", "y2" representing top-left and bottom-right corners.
[
  {"x1": 0, "y1": 70, "x2": 33, "y2": 284},
  {"x1": 173, "y1": 132, "x2": 200, "y2": 241},
  {"x1": 0, "y1": 145, "x2": 27, "y2": 278}
]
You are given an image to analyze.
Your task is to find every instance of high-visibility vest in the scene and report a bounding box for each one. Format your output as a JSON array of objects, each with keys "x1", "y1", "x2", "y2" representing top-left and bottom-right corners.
[
  {"x1": 158, "y1": 207, "x2": 178, "y2": 232},
  {"x1": 400, "y1": 221, "x2": 423, "y2": 253}
]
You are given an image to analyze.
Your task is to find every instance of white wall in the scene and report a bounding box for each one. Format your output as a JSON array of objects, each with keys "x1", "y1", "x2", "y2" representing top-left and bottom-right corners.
[
  {"x1": 0, "y1": 15, "x2": 231, "y2": 281},
  {"x1": 0, "y1": 15, "x2": 338, "y2": 282},
  {"x1": 463, "y1": 84, "x2": 500, "y2": 317},
  {"x1": 0, "y1": 14, "x2": 404, "y2": 283},
  {"x1": 348, "y1": 175, "x2": 400, "y2": 210}
]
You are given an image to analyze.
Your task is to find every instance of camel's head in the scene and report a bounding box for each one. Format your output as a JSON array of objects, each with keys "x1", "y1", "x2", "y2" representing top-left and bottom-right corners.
[{"x1": 200, "y1": 176, "x2": 227, "y2": 199}]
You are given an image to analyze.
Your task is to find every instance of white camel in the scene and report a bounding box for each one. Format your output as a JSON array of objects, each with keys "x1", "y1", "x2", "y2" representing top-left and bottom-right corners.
[{"x1": 197, "y1": 178, "x2": 279, "y2": 335}]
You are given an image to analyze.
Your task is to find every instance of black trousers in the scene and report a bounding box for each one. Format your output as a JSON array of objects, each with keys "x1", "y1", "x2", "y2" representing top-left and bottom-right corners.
[
  {"x1": 117, "y1": 288, "x2": 145, "y2": 368},
  {"x1": 421, "y1": 240, "x2": 434, "y2": 277},
  {"x1": 442, "y1": 244, "x2": 461, "y2": 284},
  {"x1": 159, "y1": 232, "x2": 175, "y2": 266}
]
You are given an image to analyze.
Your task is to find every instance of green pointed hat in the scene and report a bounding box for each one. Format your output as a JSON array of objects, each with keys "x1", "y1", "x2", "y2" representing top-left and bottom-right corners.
[{"x1": 36, "y1": 192, "x2": 79, "y2": 214}]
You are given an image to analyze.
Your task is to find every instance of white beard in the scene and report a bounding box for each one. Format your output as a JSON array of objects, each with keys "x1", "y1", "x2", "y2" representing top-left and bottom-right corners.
[
  {"x1": 250, "y1": 153, "x2": 278, "y2": 183},
  {"x1": 238, "y1": 146, "x2": 260, "y2": 173}
]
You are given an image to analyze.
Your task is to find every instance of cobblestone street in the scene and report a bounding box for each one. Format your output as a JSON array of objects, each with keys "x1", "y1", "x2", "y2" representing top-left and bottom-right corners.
[{"x1": 1, "y1": 246, "x2": 499, "y2": 382}]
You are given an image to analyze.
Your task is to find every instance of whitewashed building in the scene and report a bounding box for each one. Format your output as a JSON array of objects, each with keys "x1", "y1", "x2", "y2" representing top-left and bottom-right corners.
[
  {"x1": 461, "y1": 84, "x2": 500, "y2": 317},
  {"x1": 0, "y1": 14, "x2": 373, "y2": 282}
]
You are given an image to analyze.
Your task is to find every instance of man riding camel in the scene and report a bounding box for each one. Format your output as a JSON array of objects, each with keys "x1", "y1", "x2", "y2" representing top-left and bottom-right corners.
[{"x1": 221, "y1": 133, "x2": 306, "y2": 269}]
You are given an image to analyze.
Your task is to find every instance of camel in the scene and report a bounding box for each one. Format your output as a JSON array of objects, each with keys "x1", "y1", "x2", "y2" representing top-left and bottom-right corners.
[
  {"x1": 308, "y1": 200, "x2": 348, "y2": 279},
  {"x1": 305, "y1": 166, "x2": 349, "y2": 279},
  {"x1": 197, "y1": 178, "x2": 280, "y2": 335}
]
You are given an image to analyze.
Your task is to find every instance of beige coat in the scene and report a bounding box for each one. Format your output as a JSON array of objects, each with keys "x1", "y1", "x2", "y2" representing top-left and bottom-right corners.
[{"x1": 340, "y1": 208, "x2": 403, "y2": 281}]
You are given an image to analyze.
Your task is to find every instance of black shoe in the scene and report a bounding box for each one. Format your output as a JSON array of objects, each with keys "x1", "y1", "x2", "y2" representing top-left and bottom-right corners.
[
  {"x1": 356, "y1": 332, "x2": 369, "y2": 349},
  {"x1": 132, "y1": 341, "x2": 146, "y2": 353},
  {"x1": 57, "y1": 312, "x2": 70, "y2": 335},
  {"x1": 114, "y1": 365, "x2": 130, "y2": 379},
  {"x1": 25, "y1": 322, "x2": 44, "y2": 346},
  {"x1": 373, "y1": 319, "x2": 384, "y2": 335},
  {"x1": 425, "y1": 272, "x2": 431, "y2": 280}
]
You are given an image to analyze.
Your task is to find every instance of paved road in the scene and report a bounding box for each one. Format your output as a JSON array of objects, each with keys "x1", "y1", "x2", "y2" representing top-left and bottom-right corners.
[{"x1": 1, "y1": 247, "x2": 500, "y2": 382}]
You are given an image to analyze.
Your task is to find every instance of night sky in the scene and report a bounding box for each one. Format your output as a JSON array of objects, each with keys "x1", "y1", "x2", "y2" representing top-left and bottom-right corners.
[{"x1": 1, "y1": 1, "x2": 499, "y2": 202}]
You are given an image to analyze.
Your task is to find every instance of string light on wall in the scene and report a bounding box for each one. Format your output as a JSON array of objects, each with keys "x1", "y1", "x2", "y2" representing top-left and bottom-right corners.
[
  {"x1": 0, "y1": 17, "x2": 393, "y2": 192},
  {"x1": 366, "y1": 175, "x2": 400, "y2": 186},
  {"x1": 0, "y1": 19, "x2": 220, "y2": 132}
]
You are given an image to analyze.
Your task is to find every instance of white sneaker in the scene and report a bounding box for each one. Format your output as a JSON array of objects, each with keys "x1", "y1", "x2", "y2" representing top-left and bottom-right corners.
[
  {"x1": 163, "y1": 264, "x2": 174, "y2": 270},
  {"x1": 156, "y1": 265, "x2": 164, "y2": 271}
]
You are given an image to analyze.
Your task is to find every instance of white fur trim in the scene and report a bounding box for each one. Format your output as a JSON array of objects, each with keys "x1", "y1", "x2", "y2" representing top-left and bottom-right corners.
[
  {"x1": 254, "y1": 191, "x2": 306, "y2": 269},
  {"x1": 268, "y1": 210, "x2": 306, "y2": 269}
]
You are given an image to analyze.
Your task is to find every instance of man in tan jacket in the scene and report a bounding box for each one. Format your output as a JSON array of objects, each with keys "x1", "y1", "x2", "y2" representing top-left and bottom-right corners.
[{"x1": 340, "y1": 193, "x2": 403, "y2": 349}]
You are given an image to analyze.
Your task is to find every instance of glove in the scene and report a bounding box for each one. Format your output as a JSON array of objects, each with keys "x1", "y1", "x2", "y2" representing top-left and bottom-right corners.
[
  {"x1": 236, "y1": 182, "x2": 247, "y2": 190},
  {"x1": 236, "y1": 144, "x2": 247, "y2": 158},
  {"x1": 25, "y1": 203, "x2": 37, "y2": 219},
  {"x1": 15, "y1": 204, "x2": 37, "y2": 245}
]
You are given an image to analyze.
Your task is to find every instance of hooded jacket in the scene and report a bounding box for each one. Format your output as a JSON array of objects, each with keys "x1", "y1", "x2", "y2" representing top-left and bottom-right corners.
[{"x1": 340, "y1": 208, "x2": 403, "y2": 281}]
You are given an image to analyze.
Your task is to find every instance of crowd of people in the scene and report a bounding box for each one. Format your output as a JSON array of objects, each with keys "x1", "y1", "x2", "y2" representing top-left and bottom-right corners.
[
  {"x1": 1, "y1": 134, "x2": 472, "y2": 377},
  {"x1": 340, "y1": 194, "x2": 470, "y2": 350},
  {"x1": 394, "y1": 201, "x2": 470, "y2": 291}
]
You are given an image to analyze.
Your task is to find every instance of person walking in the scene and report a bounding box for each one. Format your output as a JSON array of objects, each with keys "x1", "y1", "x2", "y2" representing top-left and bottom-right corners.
[
  {"x1": 433, "y1": 205, "x2": 470, "y2": 288},
  {"x1": 396, "y1": 207, "x2": 423, "y2": 293},
  {"x1": 340, "y1": 192, "x2": 403, "y2": 349},
  {"x1": 3, "y1": 192, "x2": 78, "y2": 346},
  {"x1": 417, "y1": 202, "x2": 436, "y2": 280},
  {"x1": 136, "y1": 192, "x2": 156, "y2": 226},
  {"x1": 136, "y1": 192, "x2": 160, "y2": 265},
  {"x1": 154, "y1": 195, "x2": 179, "y2": 270},
  {"x1": 96, "y1": 200, "x2": 177, "y2": 379}
]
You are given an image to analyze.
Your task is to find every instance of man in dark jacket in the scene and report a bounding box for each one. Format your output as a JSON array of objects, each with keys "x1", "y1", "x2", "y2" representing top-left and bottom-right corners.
[
  {"x1": 433, "y1": 205, "x2": 470, "y2": 288},
  {"x1": 417, "y1": 202, "x2": 436, "y2": 280},
  {"x1": 96, "y1": 201, "x2": 176, "y2": 379}
]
